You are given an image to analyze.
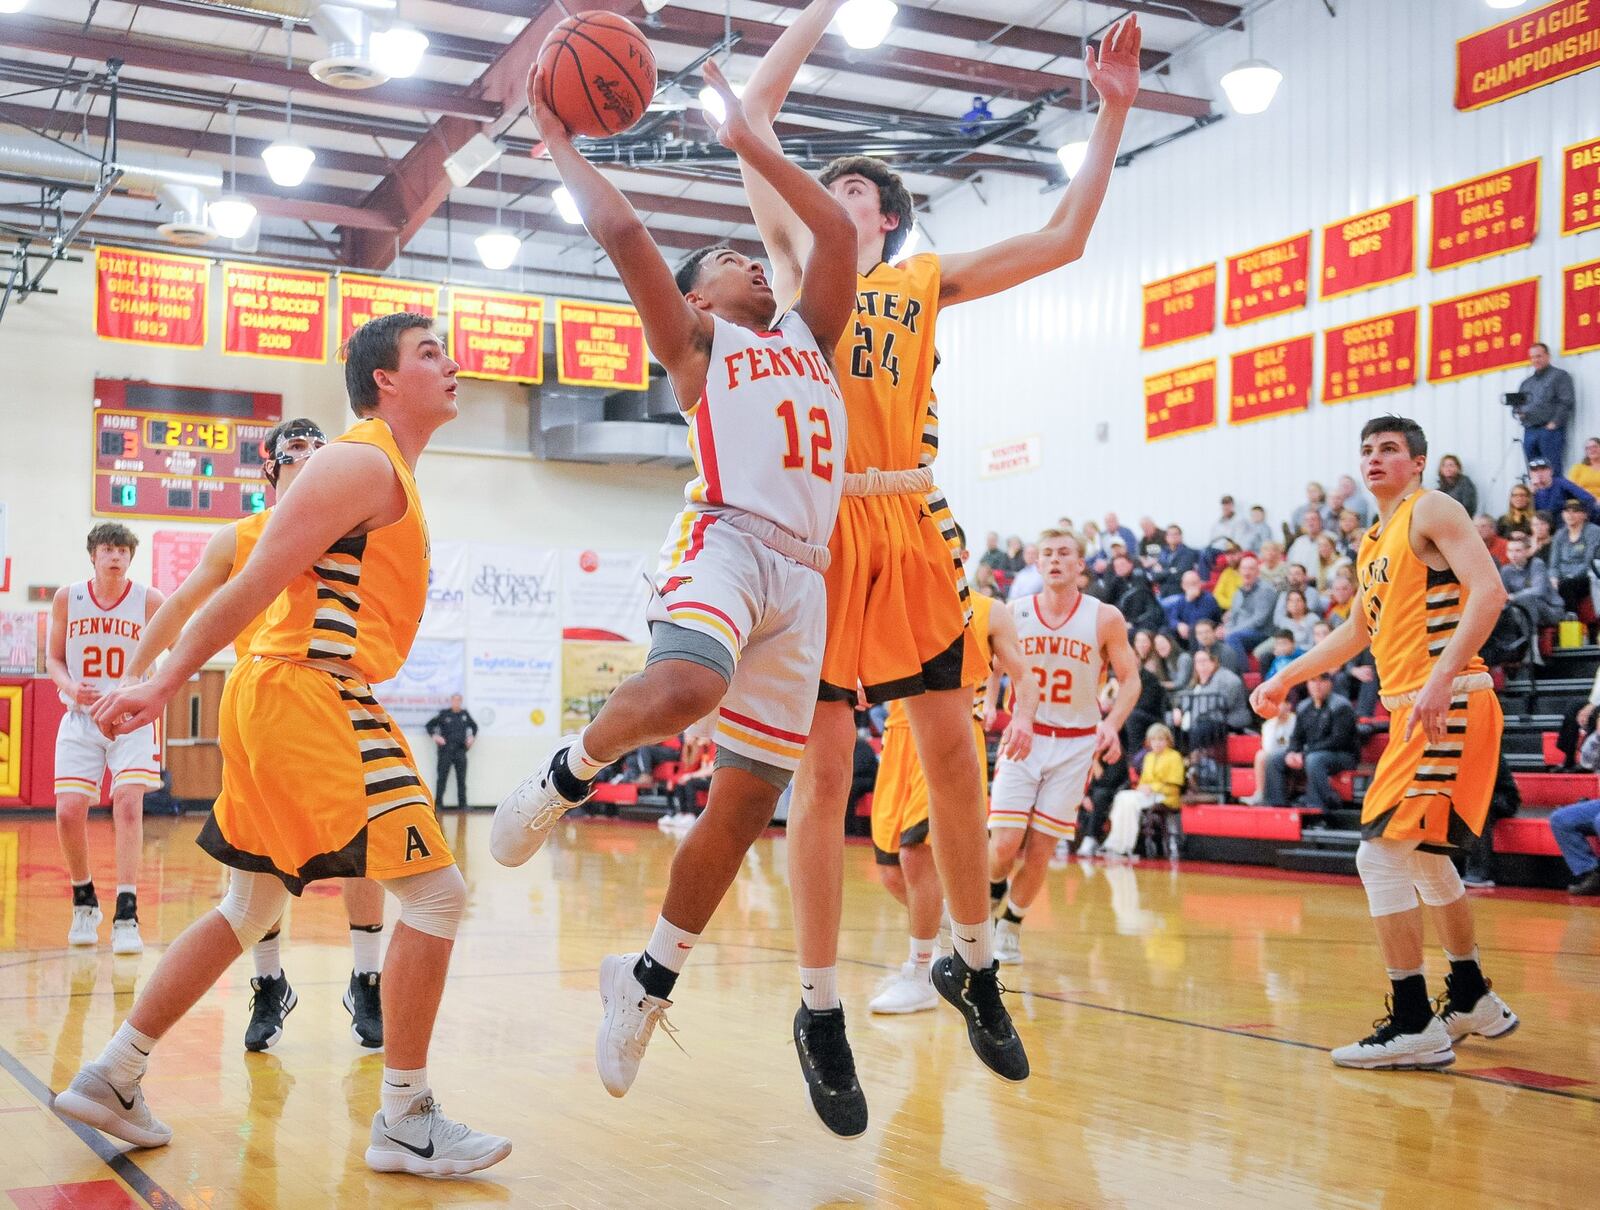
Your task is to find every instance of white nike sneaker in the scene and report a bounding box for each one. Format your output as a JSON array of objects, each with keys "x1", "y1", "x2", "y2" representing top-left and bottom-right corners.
[
  {"x1": 54, "y1": 1061, "x2": 172, "y2": 1148},
  {"x1": 868, "y1": 961, "x2": 937, "y2": 1014},
  {"x1": 491, "y1": 740, "x2": 594, "y2": 867},
  {"x1": 365, "y1": 1097, "x2": 511, "y2": 1176},
  {"x1": 1439, "y1": 982, "x2": 1519, "y2": 1043},
  {"x1": 111, "y1": 918, "x2": 143, "y2": 956},
  {"x1": 994, "y1": 919, "x2": 1023, "y2": 965},
  {"x1": 1330, "y1": 1010, "x2": 1454, "y2": 1070},
  {"x1": 68, "y1": 904, "x2": 102, "y2": 947},
  {"x1": 596, "y1": 953, "x2": 675, "y2": 1098},
  {"x1": 1076, "y1": 836, "x2": 1100, "y2": 859}
]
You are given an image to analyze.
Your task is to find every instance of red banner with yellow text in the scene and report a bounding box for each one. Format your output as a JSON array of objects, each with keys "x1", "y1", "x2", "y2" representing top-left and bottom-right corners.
[
  {"x1": 336, "y1": 274, "x2": 440, "y2": 351},
  {"x1": 1324, "y1": 308, "x2": 1419, "y2": 405},
  {"x1": 1455, "y1": 0, "x2": 1600, "y2": 111},
  {"x1": 450, "y1": 289, "x2": 544, "y2": 383},
  {"x1": 1229, "y1": 335, "x2": 1314, "y2": 426},
  {"x1": 1428, "y1": 278, "x2": 1539, "y2": 383},
  {"x1": 1144, "y1": 359, "x2": 1217, "y2": 442},
  {"x1": 1565, "y1": 258, "x2": 1600, "y2": 355},
  {"x1": 1563, "y1": 135, "x2": 1600, "y2": 236},
  {"x1": 94, "y1": 245, "x2": 208, "y2": 349},
  {"x1": 1225, "y1": 232, "x2": 1310, "y2": 327},
  {"x1": 556, "y1": 298, "x2": 649, "y2": 390},
  {"x1": 1430, "y1": 159, "x2": 1540, "y2": 270},
  {"x1": 221, "y1": 263, "x2": 328, "y2": 363},
  {"x1": 1141, "y1": 264, "x2": 1216, "y2": 349},
  {"x1": 1320, "y1": 198, "x2": 1415, "y2": 300}
]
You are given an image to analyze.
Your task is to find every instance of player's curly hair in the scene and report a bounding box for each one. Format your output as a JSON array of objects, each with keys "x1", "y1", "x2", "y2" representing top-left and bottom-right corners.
[
  {"x1": 818, "y1": 155, "x2": 916, "y2": 260},
  {"x1": 85, "y1": 522, "x2": 137, "y2": 556}
]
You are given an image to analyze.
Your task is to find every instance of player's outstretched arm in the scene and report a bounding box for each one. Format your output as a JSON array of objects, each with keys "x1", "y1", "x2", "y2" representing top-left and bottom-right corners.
[
  {"x1": 1098, "y1": 605, "x2": 1141, "y2": 763},
  {"x1": 706, "y1": 61, "x2": 855, "y2": 350},
  {"x1": 987, "y1": 600, "x2": 1037, "y2": 760},
  {"x1": 126, "y1": 527, "x2": 236, "y2": 680},
  {"x1": 1250, "y1": 612, "x2": 1370, "y2": 719},
  {"x1": 938, "y1": 15, "x2": 1141, "y2": 307}
]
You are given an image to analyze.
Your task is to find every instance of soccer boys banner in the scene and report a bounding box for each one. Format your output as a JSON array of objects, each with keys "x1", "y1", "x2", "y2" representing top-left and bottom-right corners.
[
  {"x1": 1565, "y1": 258, "x2": 1600, "y2": 355},
  {"x1": 1229, "y1": 335, "x2": 1314, "y2": 425},
  {"x1": 450, "y1": 289, "x2": 544, "y2": 382},
  {"x1": 1455, "y1": 0, "x2": 1600, "y2": 111},
  {"x1": 337, "y1": 274, "x2": 440, "y2": 350},
  {"x1": 1144, "y1": 359, "x2": 1217, "y2": 441},
  {"x1": 221, "y1": 263, "x2": 329, "y2": 363},
  {"x1": 1428, "y1": 278, "x2": 1539, "y2": 383},
  {"x1": 1225, "y1": 233, "x2": 1311, "y2": 327},
  {"x1": 1320, "y1": 199, "x2": 1415, "y2": 300},
  {"x1": 1324, "y1": 309, "x2": 1419, "y2": 404},
  {"x1": 94, "y1": 245, "x2": 208, "y2": 349},
  {"x1": 1429, "y1": 160, "x2": 1539, "y2": 271},
  {"x1": 1563, "y1": 136, "x2": 1600, "y2": 236},
  {"x1": 1141, "y1": 264, "x2": 1216, "y2": 349}
]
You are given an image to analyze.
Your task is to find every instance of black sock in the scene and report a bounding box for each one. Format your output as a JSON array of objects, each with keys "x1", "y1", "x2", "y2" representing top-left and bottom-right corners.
[
  {"x1": 549, "y1": 751, "x2": 588, "y2": 801},
  {"x1": 72, "y1": 881, "x2": 97, "y2": 908},
  {"x1": 1001, "y1": 906, "x2": 1024, "y2": 925},
  {"x1": 1390, "y1": 974, "x2": 1432, "y2": 1031},
  {"x1": 634, "y1": 954, "x2": 679, "y2": 1001},
  {"x1": 114, "y1": 891, "x2": 137, "y2": 922},
  {"x1": 1448, "y1": 958, "x2": 1487, "y2": 1006},
  {"x1": 989, "y1": 879, "x2": 1009, "y2": 901}
]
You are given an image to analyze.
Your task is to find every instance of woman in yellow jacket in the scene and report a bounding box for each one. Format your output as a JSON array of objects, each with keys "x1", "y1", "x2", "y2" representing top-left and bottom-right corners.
[{"x1": 1104, "y1": 724, "x2": 1186, "y2": 857}]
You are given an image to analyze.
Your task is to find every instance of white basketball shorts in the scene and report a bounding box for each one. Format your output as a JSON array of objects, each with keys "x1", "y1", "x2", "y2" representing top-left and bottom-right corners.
[
  {"x1": 54, "y1": 709, "x2": 162, "y2": 798},
  {"x1": 987, "y1": 731, "x2": 1096, "y2": 840}
]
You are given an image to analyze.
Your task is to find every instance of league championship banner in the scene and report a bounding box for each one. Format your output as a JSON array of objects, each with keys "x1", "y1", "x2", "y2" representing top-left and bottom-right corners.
[
  {"x1": 94, "y1": 245, "x2": 208, "y2": 349},
  {"x1": 560, "y1": 548, "x2": 650, "y2": 644},
  {"x1": 1320, "y1": 199, "x2": 1416, "y2": 300},
  {"x1": 1144, "y1": 359, "x2": 1217, "y2": 442},
  {"x1": 336, "y1": 274, "x2": 440, "y2": 351},
  {"x1": 1455, "y1": 0, "x2": 1600, "y2": 111},
  {"x1": 466, "y1": 638, "x2": 560, "y2": 739},
  {"x1": 1141, "y1": 263, "x2": 1216, "y2": 349},
  {"x1": 374, "y1": 638, "x2": 464, "y2": 728},
  {"x1": 221, "y1": 263, "x2": 329, "y2": 363},
  {"x1": 1225, "y1": 232, "x2": 1311, "y2": 327},
  {"x1": 1228, "y1": 334, "x2": 1314, "y2": 426},
  {"x1": 450, "y1": 288, "x2": 544, "y2": 383},
  {"x1": 1429, "y1": 159, "x2": 1540, "y2": 271},
  {"x1": 555, "y1": 299, "x2": 649, "y2": 390},
  {"x1": 1323, "y1": 308, "x2": 1419, "y2": 404},
  {"x1": 1562, "y1": 136, "x2": 1600, "y2": 236},
  {"x1": 1427, "y1": 277, "x2": 1539, "y2": 383},
  {"x1": 1565, "y1": 258, "x2": 1600, "y2": 355}
]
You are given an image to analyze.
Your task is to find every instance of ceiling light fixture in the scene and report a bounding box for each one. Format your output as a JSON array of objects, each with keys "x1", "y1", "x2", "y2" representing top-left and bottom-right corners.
[
  {"x1": 697, "y1": 78, "x2": 745, "y2": 125},
  {"x1": 209, "y1": 100, "x2": 257, "y2": 240},
  {"x1": 263, "y1": 20, "x2": 316, "y2": 187},
  {"x1": 1219, "y1": 17, "x2": 1282, "y2": 115},
  {"x1": 371, "y1": 21, "x2": 428, "y2": 79},
  {"x1": 835, "y1": 0, "x2": 897, "y2": 51},
  {"x1": 1484, "y1": 1, "x2": 1526, "y2": 9},
  {"x1": 0, "y1": 0, "x2": 30, "y2": 14},
  {"x1": 474, "y1": 159, "x2": 522, "y2": 271}
]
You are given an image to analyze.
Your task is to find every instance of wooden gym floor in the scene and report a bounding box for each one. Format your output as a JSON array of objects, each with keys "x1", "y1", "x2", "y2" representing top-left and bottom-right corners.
[{"x1": 0, "y1": 812, "x2": 1594, "y2": 1209}]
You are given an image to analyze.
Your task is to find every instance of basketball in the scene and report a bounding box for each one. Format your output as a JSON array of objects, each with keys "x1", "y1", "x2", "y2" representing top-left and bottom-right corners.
[{"x1": 536, "y1": 12, "x2": 656, "y2": 138}]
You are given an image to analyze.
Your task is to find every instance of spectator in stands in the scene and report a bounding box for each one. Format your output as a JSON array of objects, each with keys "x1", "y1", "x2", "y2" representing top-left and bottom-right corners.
[
  {"x1": 1131, "y1": 628, "x2": 1155, "y2": 668},
  {"x1": 1291, "y1": 481, "x2": 1332, "y2": 534},
  {"x1": 1104, "y1": 723, "x2": 1186, "y2": 858},
  {"x1": 1517, "y1": 340, "x2": 1577, "y2": 470},
  {"x1": 1210, "y1": 541, "x2": 1245, "y2": 609},
  {"x1": 1322, "y1": 573, "x2": 1357, "y2": 626},
  {"x1": 1436, "y1": 454, "x2": 1478, "y2": 517},
  {"x1": 1476, "y1": 514, "x2": 1508, "y2": 565},
  {"x1": 1553, "y1": 663, "x2": 1600, "y2": 771},
  {"x1": 614, "y1": 740, "x2": 679, "y2": 786},
  {"x1": 1531, "y1": 510, "x2": 1556, "y2": 565},
  {"x1": 1209, "y1": 495, "x2": 1248, "y2": 549},
  {"x1": 1463, "y1": 755, "x2": 1521, "y2": 889},
  {"x1": 1192, "y1": 616, "x2": 1242, "y2": 674},
  {"x1": 1220, "y1": 553, "x2": 1278, "y2": 662},
  {"x1": 1151, "y1": 629, "x2": 1194, "y2": 692},
  {"x1": 1528, "y1": 457, "x2": 1599, "y2": 520},
  {"x1": 1334, "y1": 473, "x2": 1375, "y2": 527},
  {"x1": 1240, "y1": 504, "x2": 1273, "y2": 555},
  {"x1": 1151, "y1": 524, "x2": 1201, "y2": 598},
  {"x1": 1498, "y1": 482, "x2": 1535, "y2": 538},
  {"x1": 850, "y1": 725, "x2": 880, "y2": 817},
  {"x1": 978, "y1": 531, "x2": 1007, "y2": 575},
  {"x1": 1334, "y1": 508, "x2": 1364, "y2": 559},
  {"x1": 971, "y1": 561, "x2": 1004, "y2": 600},
  {"x1": 1549, "y1": 496, "x2": 1600, "y2": 613},
  {"x1": 1074, "y1": 749, "x2": 1129, "y2": 858},
  {"x1": 1246, "y1": 695, "x2": 1296, "y2": 806},
  {"x1": 1102, "y1": 552, "x2": 1165, "y2": 634},
  {"x1": 1501, "y1": 531, "x2": 1562, "y2": 627},
  {"x1": 1002, "y1": 534, "x2": 1026, "y2": 573},
  {"x1": 1258, "y1": 589, "x2": 1317, "y2": 661},
  {"x1": 1104, "y1": 511, "x2": 1138, "y2": 557},
  {"x1": 1255, "y1": 540, "x2": 1289, "y2": 591},
  {"x1": 1166, "y1": 568, "x2": 1222, "y2": 642},
  {"x1": 1570, "y1": 436, "x2": 1600, "y2": 496},
  {"x1": 1006, "y1": 542, "x2": 1042, "y2": 601},
  {"x1": 1122, "y1": 662, "x2": 1167, "y2": 772},
  {"x1": 1080, "y1": 520, "x2": 1105, "y2": 572},
  {"x1": 1261, "y1": 630, "x2": 1299, "y2": 681},
  {"x1": 1127, "y1": 515, "x2": 1158, "y2": 561},
  {"x1": 1287, "y1": 509, "x2": 1328, "y2": 577},
  {"x1": 1548, "y1": 794, "x2": 1600, "y2": 895},
  {"x1": 1171, "y1": 648, "x2": 1254, "y2": 752},
  {"x1": 1314, "y1": 533, "x2": 1350, "y2": 589},
  {"x1": 1261, "y1": 671, "x2": 1359, "y2": 810},
  {"x1": 1275, "y1": 562, "x2": 1324, "y2": 619}
]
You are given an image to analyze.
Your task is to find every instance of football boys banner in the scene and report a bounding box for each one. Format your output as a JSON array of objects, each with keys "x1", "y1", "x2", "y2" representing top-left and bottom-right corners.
[
  {"x1": 1429, "y1": 160, "x2": 1539, "y2": 271},
  {"x1": 1455, "y1": 0, "x2": 1600, "y2": 111},
  {"x1": 1324, "y1": 309, "x2": 1419, "y2": 404},
  {"x1": 1428, "y1": 278, "x2": 1539, "y2": 383},
  {"x1": 1140, "y1": 264, "x2": 1216, "y2": 349},
  {"x1": 1229, "y1": 335, "x2": 1314, "y2": 425},
  {"x1": 1320, "y1": 199, "x2": 1415, "y2": 300},
  {"x1": 1144, "y1": 359, "x2": 1217, "y2": 441},
  {"x1": 1562, "y1": 136, "x2": 1600, "y2": 236},
  {"x1": 1225, "y1": 233, "x2": 1311, "y2": 327}
]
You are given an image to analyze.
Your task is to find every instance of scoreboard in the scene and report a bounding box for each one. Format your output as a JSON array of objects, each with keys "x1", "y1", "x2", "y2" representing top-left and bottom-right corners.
[{"x1": 92, "y1": 379, "x2": 282, "y2": 522}]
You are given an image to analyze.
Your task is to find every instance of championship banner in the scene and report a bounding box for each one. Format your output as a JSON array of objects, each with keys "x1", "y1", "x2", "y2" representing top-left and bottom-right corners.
[
  {"x1": 1565, "y1": 258, "x2": 1600, "y2": 355},
  {"x1": 419, "y1": 540, "x2": 468, "y2": 641},
  {"x1": 374, "y1": 638, "x2": 464, "y2": 729},
  {"x1": 1141, "y1": 263, "x2": 1216, "y2": 349},
  {"x1": 221, "y1": 263, "x2": 329, "y2": 363},
  {"x1": 560, "y1": 548, "x2": 650, "y2": 644},
  {"x1": 555, "y1": 298, "x2": 649, "y2": 390},
  {"x1": 562, "y1": 640, "x2": 648, "y2": 734},
  {"x1": 1427, "y1": 277, "x2": 1539, "y2": 383},
  {"x1": 1455, "y1": 0, "x2": 1600, "y2": 111},
  {"x1": 450, "y1": 288, "x2": 544, "y2": 383},
  {"x1": 1225, "y1": 232, "x2": 1311, "y2": 327},
  {"x1": 1144, "y1": 359, "x2": 1217, "y2": 442},
  {"x1": 94, "y1": 245, "x2": 208, "y2": 349},
  {"x1": 1562, "y1": 136, "x2": 1600, "y2": 236},
  {"x1": 1320, "y1": 199, "x2": 1415, "y2": 300},
  {"x1": 1429, "y1": 159, "x2": 1539, "y2": 271},
  {"x1": 466, "y1": 638, "x2": 560, "y2": 739},
  {"x1": 1324, "y1": 308, "x2": 1419, "y2": 405},
  {"x1": 336, "y1": 274, "x2": 440, "y2": 350},
  {"x1": 466, "y1": 543, "x2": 560, "y2": 641},
  {"x1": 1228, "y1": 335, "x2": 1314, "y2": 426}
]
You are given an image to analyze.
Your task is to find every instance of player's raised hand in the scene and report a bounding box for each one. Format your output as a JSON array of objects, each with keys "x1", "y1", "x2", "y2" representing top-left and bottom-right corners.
[
  {"x1": 1085, "y1": 14, "x2": 1142, "y2": 111},
  {"x1": 525, "y1": 63, "x2": 572, "y2": 145},
  {"x1": 91, "y1": 680, "x2": 170, "y2": 738},
  {"x1": 704, "y1": 59, "x2": 756, "y2": 154},
  {"x1": 1250, "y1": 675, "x2": 1287, "y2": 720}
]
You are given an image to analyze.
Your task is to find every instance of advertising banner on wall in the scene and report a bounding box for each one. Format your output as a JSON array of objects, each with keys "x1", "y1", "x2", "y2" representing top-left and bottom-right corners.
[
  {"x1": 1228, "y1": 335, "x2": 1314, "y2": 426},
  {"x1": 94, "y1": 245, "x2": 208, "y2": 349},
  {"x1": 1455, "y1": 0, "x2": 1600, "y2": 111},
  {"x1": 374, "y1": 638, "x2": 464, "y2": 728},
  {"x1": 450, "y1": 288, "x2": 544, "y2": 382},
  {"x1": 1429, "y1": 159, "x2": 1539, "y2": 271},
  {"x1": 562, "y1": 640, "x2": 649, "y2": 734},
  {"x1": 1144, "y1": 359, "x2": 1217, "y2": 442},
  {"x1": 419, "y1": 540, "x2": 469, "y2": 641},
  {"x1": 555, "y1": 299, "x2": 649, "y2": 389},
  {"x1": 467, "y1": 638, "x2": 560, "y2": 738},
  {"x1": 560, "y1": 548, "x2": 650, "y2": 644},
  {"x1": 1564, "y1": 258, "x2": 1600, "y2": 355},
  {"x1": 150, "y1": 530, "x2": 212, "y2": 596},
  {"x1": 1320, "y1": 198, "x2": 1415, "y2": 300},
  {"x1": 336, "y1": 274, "x2": 440, "y2": 350},
  {"x1": 1140, "y1": 264, "x2": 1216, "y2": 349},
  {"x1": 0, "y1": 610, "x2": 43, "y2": 676},
  {"x1": 1562, "y1": 136, "x2": 1600, "y2": 236},
  {"x1": 1427, "y1": 277, "x2": 1539, "y2": 383},
  {"x1": 1225, "y1": 232, "x2": 1310, "y2": 327},
  {"x1": 221, "y1": 263, "x2": 329, "y2": 363},
  {"x1": 466, "y1": 544, "x2": 560, "y2": 641},
  {"x1": 1323, "y1": 308, "x2": 1420, "y2": 404}
]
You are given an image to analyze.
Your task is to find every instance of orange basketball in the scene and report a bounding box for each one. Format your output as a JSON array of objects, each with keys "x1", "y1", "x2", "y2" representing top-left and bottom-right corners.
[{"x1": 537, "y1": 12, "x2": 656, "y2": 138}]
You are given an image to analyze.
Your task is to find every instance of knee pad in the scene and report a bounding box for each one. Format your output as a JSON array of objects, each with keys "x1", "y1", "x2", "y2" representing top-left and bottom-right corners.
[
  {"x1": 714, "y1": 745, "x2": 793, "y2": 791},
  {"x1": 216, "y1": 870, "x2": 290, "y2": 949},
  {"x1": 386, "y1": 863, "x2": 466, "y2": 941},
  {"x1": 1410, "y1": 849, "x2": 1465, "y2": 907},
  {"x1": 1356, "y1": 840, "x2": 1420, "y2": 917}
]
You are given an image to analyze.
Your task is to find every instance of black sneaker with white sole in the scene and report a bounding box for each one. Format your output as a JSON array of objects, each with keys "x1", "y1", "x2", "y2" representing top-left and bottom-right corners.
[
  {"x1": 793, "y1": 1004, "x2": 868, "y2": 1139},
  {"x1": 932, "y1": 953, "x2": 1029, "y2": 1082},
  {"x1": 244, "y1": 972, "x2": 297, "y2": 1052},
  {"x1": 344, "y1": 971, "x2": 384, "y2": 1050}
]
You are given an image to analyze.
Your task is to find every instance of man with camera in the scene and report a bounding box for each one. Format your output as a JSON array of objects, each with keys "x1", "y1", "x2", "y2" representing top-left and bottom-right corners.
[{"x1": 1513, "y1": 342, "x2": 1577, "y2": 470}]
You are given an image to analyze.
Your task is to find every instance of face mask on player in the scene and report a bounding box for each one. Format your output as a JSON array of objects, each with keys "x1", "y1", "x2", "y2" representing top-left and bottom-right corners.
[{"x1": 263, "y1": 423, "x2": 327, "y2": 485}]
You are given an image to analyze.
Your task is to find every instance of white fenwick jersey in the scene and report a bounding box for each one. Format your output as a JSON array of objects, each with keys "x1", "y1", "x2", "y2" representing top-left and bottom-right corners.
[
  {"x1": 662, "y1": 310, "x2": 847, "y2": 566},
  {"x1": 1011, "y1": 592, "x2": 1105, "y2": 730},
  {"x1": 63, "y1": 580, "x2": 148, "y2": 706}
]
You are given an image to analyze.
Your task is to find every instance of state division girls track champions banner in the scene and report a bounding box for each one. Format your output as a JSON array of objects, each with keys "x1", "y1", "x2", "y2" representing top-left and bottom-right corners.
[{"x1": 94, "y1": 246, "x2": 209, "y2": 349}]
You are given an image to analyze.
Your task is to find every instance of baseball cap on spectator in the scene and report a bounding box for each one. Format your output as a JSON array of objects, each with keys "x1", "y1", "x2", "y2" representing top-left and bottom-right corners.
[
  {"x1": 1562, "y1": 497, "x2": 1587, "y2": 514},
  {"x1": 1528, "y1": 457, "x2": 1551, "y2": 470}
]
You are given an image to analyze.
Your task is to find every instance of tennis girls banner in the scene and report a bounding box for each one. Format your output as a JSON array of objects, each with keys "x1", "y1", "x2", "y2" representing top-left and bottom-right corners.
[
  {"x1": 1430, "y1": 159, "x2": 1540, "y2": 270},
  {"x1": 1563, "y1": 136, "x2": 1600, "y2": 236},
  {"x1": 221, "y1": 263, "x2": 329, "y2": 363},
  {"x1": 1141, "y1": 264, "x2": 1216, "y2": 349},
  {"x1": 1566, "y1": 258, "x2": 1600, "y2": 355},
  {"x1": 1228, "y1": 335, "x2": 1314, "y2": 425},
  {"x1": 94, "y1": 245, "x2": 208, "y2": 349},
  {"x1": 1225, "y1": 232, "x2": 1310, "y2": 327},
  {"x1": 336, "y1": 274, "x2": 440, "y2": 350},
  {"x1": 1320, "y1": 199, "x2": 1415, "y2": 300},
  {"x1": 1428, "y1": 277, "x2": 1539, "y2": 383},
  {"x1": 1455, "y1": 0, "x2": 1600, "y2": 111},
  {"x1": 1323, "y1": 309, "x2": 1419, "y2": 404},
  {"x1": 1144, "y1": 359, "x2": 1217, "y2": 441},
  {"x1": 450, "y1": 288, "x2": 544, "y2": 382},
  {"x1": 556, "y1": 298, "x2": 649, "y2": 389}
]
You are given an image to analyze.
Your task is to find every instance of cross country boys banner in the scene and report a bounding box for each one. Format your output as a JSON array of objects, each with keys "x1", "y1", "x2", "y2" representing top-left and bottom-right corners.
[
  {"x1": 1229, "y1": 335, "x2": 1314, "y2": 425},
  {"x1": 1320, "y1": 199, "x2": 1415, "y2": 300},
  {"x1": 1428, "y1": 278, "x2": 1539, "y2": 383},
  {"x1": 1455, "y1": 0, "x2": 1600, "y2": 111},
  {"x1": 1225, "y1": 233, "x2": 1311, "y2": 327},
  {"x1": 1141, "y1": 264, "x2": 1216, "y2": 349},
  {"x1": 1144, "y1": 359, "x2": 1217, "y2": 441}
]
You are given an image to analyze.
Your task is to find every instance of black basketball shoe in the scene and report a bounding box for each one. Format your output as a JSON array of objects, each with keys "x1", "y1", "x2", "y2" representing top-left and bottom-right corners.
[
  {"x1": 344, "y1": 971, "x2": 384, "y2": 1050},
  {"x1": 244, "y1": 972, "x2": 298, "y2": 1052},
  {"x1": 793, "y1": 1003, "x2": 868, "y2": 1139},
  {"x1": 932, "y1": 953, "x2": 1029, "y2": 1081}
]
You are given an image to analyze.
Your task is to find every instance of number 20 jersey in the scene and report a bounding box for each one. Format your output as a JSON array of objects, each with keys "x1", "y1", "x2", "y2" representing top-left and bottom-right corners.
[
  {"x1": 63, "y1": 580, "x2": 149, "y2": 707},
  {"x1": 1012, "y1": 593, "x2": 1104, "y2": 730}
]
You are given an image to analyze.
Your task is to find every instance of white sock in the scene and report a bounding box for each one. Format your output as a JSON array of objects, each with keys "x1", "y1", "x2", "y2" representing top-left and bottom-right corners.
[
  {"x1": 952, "y1": 917, "x2": 994, "y2": 970},
  {"x1": 799, "y1": 966, "x2": 840, "y2": 1011},
  {"x1": 644, "y1": 915, "x2": 699, "y2": 974},
  {"x1": 380, "y1": 1066, "x2": 429, "y2": 1124},
  {"x1": 252, "y1": 929, "x2": 282, "y2": 980},
  {"x1": 1444, "y1": 945, "x2": 1480, "y2": 965},
  {"x1": 909, "y1": 936, "x2": 936, "y2": 968},
  {"x1": 1385, "y1": 964, "x2": 1426, "y2": 981},
  {"x1": 1004, "y1": 897, "x2": 1028, "y2": 922},
  {"x1": 115, "y1": 884, "x2": 136, "y2": 897},
  {"x1": 97, "y1": 1021, "x2": 156, "y2": 1087},
  {"x1": 350, "y1": 924, "x2": 383, "y2": 975},
  {"x1": 564, "y1": 728, "x2": 608, "y2": 782}
]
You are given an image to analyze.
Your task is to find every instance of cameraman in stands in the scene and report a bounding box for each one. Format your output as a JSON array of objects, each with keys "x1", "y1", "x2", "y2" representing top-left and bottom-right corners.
[{"x1": 1516, "y1": 342, "x2": 1576, "y2": 470}]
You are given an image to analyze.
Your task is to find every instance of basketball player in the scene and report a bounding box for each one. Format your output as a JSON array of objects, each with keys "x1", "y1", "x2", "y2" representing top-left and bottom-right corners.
[
  {"x1": 125, "y1": 419, "x2": 386, "y2": 1054},
  {"x1": 490, "y1": 62, "x2": 858, "y2": 1124},
  {"x1": 59, "y1": 314, "x2": 510, "y2": 1176},
  {"x1": 737, "y1": 0, "x2": 1143, "y2": 1123},
  {"x1": 868, "y1": 528, "x2": 1038, "y2": 1014},
  {"x1": 46, "y1": 524, "x2": 166, "y2": 954},
  {"x1": 1252, "y1": 416, "x2": 1519, "y2": 1069},
  {"x1": 989, "y1": 530, "x2": 1140, "y2": 965}
]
